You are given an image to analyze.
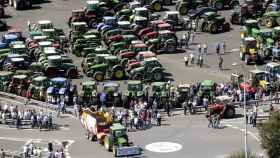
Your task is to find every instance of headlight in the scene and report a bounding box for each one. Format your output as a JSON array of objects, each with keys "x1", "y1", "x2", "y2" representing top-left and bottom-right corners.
[
  {"x1": 249, "y1": 49, "x2": 256, "y2": 54},
  {"x1": 114, "y1": 93, "x2": 118, "y2": 97}
]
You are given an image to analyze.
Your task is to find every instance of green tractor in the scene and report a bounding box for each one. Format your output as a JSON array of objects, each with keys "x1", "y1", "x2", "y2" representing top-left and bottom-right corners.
[
  {"x1": 123, "y1": 80, "x2": 144, "y2": 108},
  {"x1": 261, "y1": 11, "x2": 280, "y2": 28},
  {"x1": 175, "y1": 83, "x2": 191, "y2": 106},
  {"x1": 129, "y1": 57, "x2": 164, "y2": 81},
  {"x1": 240, "y1": 19, "x2": 259, "y2": 38},
  {"x1": 101, "y1": 82, "x2": 122, "y2": 106},
  {"x1": 149, "y1": 82, "x2": 169, "y2": 109},
  {"x1": 104, "y1": 123, "x2": 129, "y2": 157},
  {"x1": 88, "y1": 55, "x2": 126, "y2": 81},
  {"x1": 81, "y1": 81, "x2": 98, "y2": 106},
  {"x1": 253, "y1": 28, "x2": 274, "y2": 59},
  {"x1": 175, "y1": 0, "x2": 207, "y2": 15},
  {"x1": 198, "y1": 11, "x2": 230, "y2": 33},
  {"x1": 209, "y1": 0, "x2": 239, "y2": 10},
  {"x1": 69, "y1": 22, "x2": 88, "y2": 46},
  {"x1": 72, "y1": 34, "x2": 101, "y2": 57},
  {"x1": 27, "y1": 76, "x2": 49, "y2": 101},
  {"x1": 197, "y1": 80, "x2": 216, "y2": 104},
  {"x1": 0, "y1": 71, "x2": 13, "y2": 92}
]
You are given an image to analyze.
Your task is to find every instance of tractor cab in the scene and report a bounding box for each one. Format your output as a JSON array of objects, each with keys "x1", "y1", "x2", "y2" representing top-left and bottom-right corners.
[
  {"x1": 158, "y1": 30, "x2": 177, "y2": 41},
  {"x1": 117, "y1": 21, "x2": 131, "y2": 30},
  {"x1": 131, "y1": 43, "x2": 148, "y2": 54},
  {"x1": 129, "y1": 1, "x2": 141, "y2": 10},
  {"x1": 42, "y1": 29, "x2": 56, "y2": 40},
  {"x1": 11, "y1": 43, "x2": 27, "y2": 54},
  {"x1": 102, "y1": 82, "x2": 122, "y2": 105},
  {"x1": 2, "y1": 34, "x2": 18, "y2": 46},
  {"x1": 164, "y1": 11, "x2": 180, "y2": 21},
  {"x1": 29, "y1": 76, "x2": 49, "y2": 100},
  {"x1": 47, "y1": 77, "x2": 72, "y2": 104},
  {"x1": 71, "y1": 22, "x2": 88, "y2": 33},
  {"x1": 82, "y1": 80, "x2": 97, "y2": 98},
  {"x1": 240, "y1": 37, "x2": 258, "y2": 64},
  {"x1": 37, "y1": 20, "x2": 54, "y2": 30},
  {"x1": 133, "y1": 16, "x2": 148, "y2": 27},
  {"x1": 9, "y1": 74, "x2": 29, "y2": 95},
  {"x1": 257, "y1": 28, "x2": 273, "y2": 43},
  {"x1": 265, "y1": 62, "x2": 280, "y2": 81},
  {"x1": 273, "y1": 26, "x2": 280, "y2": 39},
  {"x1": 85, "y1": 0, "x2": 100, "y2": 12},
  {"x1": 157, "y1": 22, "x2": 172, "y2": 31},
  {"x1": 43, "y1": 47, "x2": 60, "y2": 57},
  {"x1": 241, "y1": 20, "x2": 259, "y2": 38},
  {"x1": 125, "y1": 80, "x2": 144, "y2": 99},
  {"x1": 104, "y1": 55, "x2": 120, "y2": 67},
  {"x1": 71, "y1": 9, "x2": 85, "y2": 18},
  {"x1": 134, "y1": 7, "x2": 149, "y2": 18},
  {"x1": 176, "y1": 83, "x2": 190, "y2": 103},
  {"x1": 198, "y1": 80, "x2": 215, "y2": 103},
  {"x1": 150, "y1": 82, "x2": 169, "y2": 106},
  {"x1": 103, "y1": 16, "x2": 117, "y2": 26},
  {"x1": 249, "y1": 69, "x2": 270, "y2": 90}
]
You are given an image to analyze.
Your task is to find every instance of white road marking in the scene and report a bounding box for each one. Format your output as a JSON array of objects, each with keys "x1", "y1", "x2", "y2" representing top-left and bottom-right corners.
[
  {"x1": 230, "y1": 48, "x2": 240, "y2": 52},
  {"x1": 145, "y1": 142, "x2": 183, "y2": 153},
  {"x1": 0, "y1": 125, "x2": 70, "y2": 131}
]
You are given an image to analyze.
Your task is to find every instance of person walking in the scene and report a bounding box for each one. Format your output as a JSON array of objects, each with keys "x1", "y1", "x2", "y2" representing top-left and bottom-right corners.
[
  {"x1": 190, "y1": 53, "x2": 194, "y2": 64},
  {"x1": 156, "y1": 112, "x2": 161, "y2": 126},
  {"x1": 203, "y1": 43, "x2": 208, "y2": 55},
  {"x1": 184, "y1": 55, "x2": 189, "y2": 66},
  {"x1": 222, "y1": 41, "x2": 226, "y2": 54},
  {"x1": 198, "y1": 44, "x2": 201, "y2": 54},
  {"x1": 186, "y1": 32, "x2": 190, "y2": 48},
  {"x1": 216, "y1": 43, "x2": 220, "y2": 55},
  {"x1": 190, "y1": 31, "x2": 195, "y2": 43},
  {"x1": 198, "y1": 55, "x2": 203, "y2": 68},
  {"x1": 252, "y1": 104, "x2": 258, "y2": 127},
  {"x1": 0, "y1": 148, "x2": 5, "y2": 158},
  {"x1": 218, "y1": 55, "x2": 223, "y2": 70},
  {"x1": 183, "y1": 101, "x2": 188, "y2": 116}
]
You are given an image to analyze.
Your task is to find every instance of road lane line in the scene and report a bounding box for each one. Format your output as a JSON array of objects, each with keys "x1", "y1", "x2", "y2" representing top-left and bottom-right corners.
[{"x1": 224, "y1": 124, "x2": 261, "y2": 143}]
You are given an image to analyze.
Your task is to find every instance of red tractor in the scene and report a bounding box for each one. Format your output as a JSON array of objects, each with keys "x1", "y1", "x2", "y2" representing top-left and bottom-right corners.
[{"x1": 207, "y1": 95, "x2": 236, "y2": 118}]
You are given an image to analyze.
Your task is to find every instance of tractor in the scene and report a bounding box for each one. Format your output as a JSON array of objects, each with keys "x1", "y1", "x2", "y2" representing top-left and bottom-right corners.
[
  {"x1": 81, "y1": 81, "x2": 98, "y2": 106},
  {"x1": 207, "y1": 95, "x2": 236, "y2": 118},
  {"x1": 175, "y1": 83, "x2": 191, "y2": 107},
  {"x1": 137, "y1": 0, "x2": 173, "y2": 12},
  {"x1": 162, "y1": 11, "x2": 190, "y2": 30},
  {"x1": 104, "y1": 123, "x2": 130, "y2": 157},
  {"x1": 0, "y1": 71, "x2": 13, "y2": 92},
  {"x1": 100, "y1": 82, "x2": 122, "y2": 107},
  {"x1": 248, "y1": 69, "x2": 271, "y2": 92},
  {"x1": 47, "y1": 77, "x2": 76, "y2": 105},
  {"x1": 261, "y1": 11, "x2": 280, "y2": 28},
  {"x1": 254, "y1": 28, "x2": 275, "y2": 59},
  {"x1": 240, "y1": 36, "x2": 263, "y2": 64},
  {"x1": 69, "y1": 22, "x2": 88, "y2": 46},
  {"x1": 8, "y1": 0, "x2": 32, "y2": 10},
  {"x1": 28, "y1": 75, "x2": 49, "y2": 101},
  {"x1": 198, "y1": 11, "x2": 230, "y2": 33},
  {"x1": 209, "y1": 0, "x2": 239, "y2": 10},
  {"x1": 175, "y1": 0, "x2": 207, "y2": 15},
  {"x1": 230, "y1": 0, "x2": 268, "y2": 25},
  {"x1": 195, "y1": 80, "x2": 216, "y2": 110},
  {"x1": 149, "y1": 82, "x2": 169, "y2": 109},
  {"x1": 8, "y1": 74, "x2": 30, "y2": 96},
  {"x1": 240, "y1": 20, "x2": 259, "y2": 38},
  {"x1": 230, "y1": 72, "x2": 244, "y2": 89},
  {"x1": 2, "y1": 53, "x2": 31, "y2": 71},
  {"x1": 265, "y1": 62, "x2": 280, "y2": 81},
  {"x1": 87, "y1": 55, "x2": 126, "y2": 81},
  {"x1": 129, "y1": 57, "x2": 164, "y2": 81},
  {"x1": 123, "y1": 80, "x2": 144, "y2": 108}
]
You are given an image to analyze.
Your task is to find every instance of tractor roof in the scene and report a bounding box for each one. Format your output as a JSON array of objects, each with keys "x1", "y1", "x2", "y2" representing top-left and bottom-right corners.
[
  {"x1": 134, "y1": 16, "x2": 147, "y2": 21},
  {"x1": 83, "y1": 34, "x2": 97, "y2": 39},
  {"x1": 104, "y1": 82, "x2": 119, "y2": 88},
  {"x1": 110, "y1": 123, "x2": 126, "y2": 131},
  {"x1": 10, "y1": 58, "x2": 24, "y2": 62},
  {"x1": 72, "y1": 22, "x2": 87, "y2": 26},
  {"x1": 47, "y1": 55, "x2": 61, "y2": 60},
  {"x1": 4, "y1": 34, "x2": 17, "y2": 40},
  {"x1": 203, "y1": 11, "x2": 217, "y2": 16},
  {"x1": 33, "y1": 35, "x2": 48, "y2": 40},
  {"x1": 127, "y1": 80, "x2": 141, "y2": 85},
  {"x1": 96, "y1": 54, "x2": 110, "y2": 57},
  {"x1": 33, "y1": 76, "x2": 48, "y2": 81},
  {"x1": 151, "y1": 82, "x2": 166, "y2": 87},
  {"x1": 144, "y1": 57, "x2": 158, "y2": 62},
  {"x1": 105, "y1": 55, "x2": 118, "y2": 60},
  {"x1": 201, "y1": 80, "x2": 214, "y2": 86},
  {"x1": 178, "y1": 83, "x2": 190, "y2": 88},
  {"x1": 103, "y1": 16, "x2": 116, "y2": 21},
  {"x1": 82, "y1": 80, "x2": 96, "y2": 86},
  {"x1": 12, "y1": 44, "x2": 26, "y2": 49},
  {"x1": 245, "y1": 19, "x2": 258, "y2": 24},
  {"x1": 166, "y1": 11, "x2": 179, "y2": 15},
  {"x1": 117, "y1": 21, "x2": 131, "y2": 26},
  {"x1": 134, "y1": 7, "x2": 148, "y2": 11},
  {"x1": 0, "y1": 71, "x2": 13, "y2": 76},
  {"x1": 266, "y1": 62, "x2": 280, "y2": 68},
  {"x1": 158, "y1": 30, "x2": 173, "y2": 35},
  {"x1": 244, "y1": 37, "x2": 256, "y2": 41},
  {"x1": 250, "y1": 69, "x2": 266, "y2": 74},
  {"x1": 274, "y1": 26, "x2": 280, "y2": 31},
  {"x1": 38, "y1": 20, "x2": 52, "y2": 25},
  {"x1": 39, "y1": 41, "x2": 52, "y2": 47},
  {"x1": 264, "y1": 11, "x2": 280, "y2": 17},
  {"x1": 50, "y1": 77, "x2": 67, "y2": 83},
  {"x1": 13, "y1": 74, "x2": 27, "y2": 79},
  {"x1": 86, "y1": 0, "x2": 99, "y2": 4}
]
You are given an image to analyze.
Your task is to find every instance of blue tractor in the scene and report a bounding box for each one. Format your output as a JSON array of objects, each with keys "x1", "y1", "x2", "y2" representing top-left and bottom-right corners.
[
  {"x1": 99, "y1": 82, "x2": 122, "y2": 107},
  {"x1": 46, "y1": 77, "x2": 76, "y2": 106},
  {"x1": 97, "y1": 16, "x2": 118, "y2": 36}
]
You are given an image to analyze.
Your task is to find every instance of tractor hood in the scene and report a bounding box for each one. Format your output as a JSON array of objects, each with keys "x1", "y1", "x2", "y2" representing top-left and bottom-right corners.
[
  {"x1": 264, "y1": 11, "x2": 280, "y2": 17},
  {"x1": 214, "y1": 16, "x2": 225, "y2": 23},
  {"x1": 130, "y1": 66, "x2": 144, "y2": 74},
  {"x1": 117, "y1": 137, "x2": 127, "y2": 146},
  {"x1": 89, "y1": 63, "x2": 107, "y2": 70}
]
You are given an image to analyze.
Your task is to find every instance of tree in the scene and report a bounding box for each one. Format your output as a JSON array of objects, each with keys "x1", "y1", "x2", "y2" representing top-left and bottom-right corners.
[
  {"x1": 258, "y1": 112, "x2": 280, "y2": 158},
  {"x1": 227, "y1": 149, "x2": 256, "y2": 158}
]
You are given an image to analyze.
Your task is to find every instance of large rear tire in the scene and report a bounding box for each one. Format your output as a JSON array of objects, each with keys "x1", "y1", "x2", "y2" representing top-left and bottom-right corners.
[
  {"x1": 152, "y1": 1, "x2": 162, "y2": 12},
  {"x1": 179, "y1": 6, "x2": 188, "y2": 15},
  {"x1": 224, "y1": 106, "x2": 235, "y2": 118},
  {"x1": 213, "y1": 1, "x2": 223, "y2": 10}
]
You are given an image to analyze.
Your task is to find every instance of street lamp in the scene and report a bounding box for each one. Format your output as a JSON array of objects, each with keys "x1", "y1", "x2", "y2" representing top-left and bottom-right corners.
[{"x1": 232, "y1": 62, "x2": 248, "y2": 158}]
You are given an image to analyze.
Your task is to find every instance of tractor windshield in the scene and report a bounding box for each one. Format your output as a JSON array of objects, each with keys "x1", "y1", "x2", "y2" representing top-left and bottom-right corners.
[
  {"x1": 128, "y1": 84, "x2": 143, "y2": 91},
  {"x1": 33, "y1": 80, "x2": 48, "y2": 87},
  {"x1": 245, "y1": 40, "x2": 257, "y2": 48},
  {"x1": 51, "y1": 81, "x2": 65, "y2": 88},
  {"x1": 152, "y1": 85, "x2": 165, "y2": 92},
  {"x1": 167, "y1": 14, "x2": 178, "y2": 21},
  {"x1": 104, "y1": 86, "x2": 118, "y2": 93},
  {"x1": 254, "y1": 73, "x2": 267, "y2": 81},
  {"x1": 115, "y1": 129, "x2": 126, "y2": 137}
]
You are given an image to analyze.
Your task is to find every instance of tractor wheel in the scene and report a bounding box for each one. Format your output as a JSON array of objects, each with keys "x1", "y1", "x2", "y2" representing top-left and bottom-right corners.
[
  {"x1": 200, "y1": 22, "x2": 208, "y2": 32},
  {"x1": 89, "y1": 19, "x2": 97, "y2": 28},
  {"x1": 94, "y1": 72, "x2": 105, "y2": 82},
  {"x1": 112, "y1": 66, "x2": 125, "y2": 80},
  {"x1": 265, "y1": 17, "x2": 275, "y2": 28},
  {"x1": 223, "y1": 22, "x2": 230, "y2": 32},
  {"x1": 224, "y1": 106, "x2": 235, "y2": 118},
  {"x1": 152, "y1": 1, "x2": 162, "y2": 12},
  {"x1": 245, "y1": 54, "x2": 250, "y2": 65},
  {"x1": 213, "y1": 1, "x2": 223, "y2": 10},
  {"x1": 0, "y1": 8, "x2": 4, "y2": 18},
  {"x1": 104, "y1": 136, "x2": 111, "y2": 151},
  {"x1": 179, "y1": 6, "x2": 188, "y2": 15},
  {"x1": 230, "y1": 14, "x2": 239, "y2": 25},
  {"x1": 209, "y1": 23, "x2": 218, "y2": 34},
  {"x1": 153, "y1": 72, "x2": 163, "y2": 81}
]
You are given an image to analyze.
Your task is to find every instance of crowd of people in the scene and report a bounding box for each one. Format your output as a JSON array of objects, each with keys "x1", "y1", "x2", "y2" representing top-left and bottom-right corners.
[{"x1": 0, "y1": 103, "x2": 54, "y2": 130}]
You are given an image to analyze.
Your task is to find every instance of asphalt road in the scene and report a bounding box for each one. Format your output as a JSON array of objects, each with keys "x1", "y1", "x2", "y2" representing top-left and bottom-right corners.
[{"x1": 0, "y1": 0, "x2": 268, "y2": 157}]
